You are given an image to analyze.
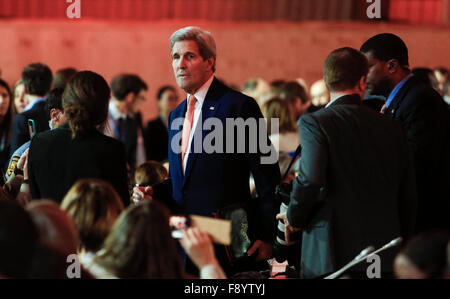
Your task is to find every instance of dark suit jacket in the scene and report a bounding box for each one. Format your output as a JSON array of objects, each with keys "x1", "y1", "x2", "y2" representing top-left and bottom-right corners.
[
  {"x1": 144, "y1": 117, "x2": 169, "y2": 163},
  {"x1": 10, "y1": 100, "x2": 50, "y2": 156},
  {"x1": 386, "y1": 76, "x2": 450, "y2": 232},
  {"x1": 288, "y1": 94, "x2": 417, "y2": 278},
  {"x1": 28, "y1": 123, "x2": 130, "y2": 205},
  {"x1": 154, "y1": 78, "x2": 281, "y2": 241}
]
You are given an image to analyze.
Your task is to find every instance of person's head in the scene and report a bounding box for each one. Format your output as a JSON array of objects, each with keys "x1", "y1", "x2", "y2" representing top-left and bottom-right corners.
[
  {"x1": 62, "y1": 71, "x2": 111, "y2": 138},
  {"x1": 156, "y1": 85, "x2": 178, "y2": 117},
  {"x1": 0, "y1": 78, "x2": 12, "y2": 122},
  {"x1": 434, "y1": 67, "x2": 449, "y2": 96},
  {"x1": 21, "y1": 63, "x2": 53, "y2": 97},
  {"x1": 61, "y1": 179, "x2": 125, "y2": 253},
  {"x1": 95, "y1": 200, "x2": 184, "y2": 278},
  {"x1": 13, "y1": 80, "x2": 27, "y2": 114},
  {"x1": 444, "y1": 77, "x2": 450, "y2": 99},
  {"x1": 46, "y1": 88, "x2": 66, "y2": 129},
  {"x1": 412, "y1": 67, "x2": 439, "y2": 91},
  {"x1": 0, "y1": 201, "x2": 38, "y2": 278},
  {"x1": 52, "y1": 67, "x2": 77, "y2": 90},
  {"x1": 281, "y1": 81, "x2": 310, "y2": 119},
  {"x1": 360, "y1": 33, "x2": 410, "y2": 97},
  {"x1": 242, "y1": 77, "x2": 270, "y2": 106},
  {"x1": 323, "y1": 47, "x2": 368, "y2": 99},
  {"x1": 310, "y1": 79, "x2": 330, "y2": 106},
  {"x1": 26, "y1": 200, "x2": 78, "y2": 256},
  {"x1": 394, "y1": 231, "x2": 449, "y2": 279},
  {"x1": 135, "y1": 161, "x2": 168, "y2": 187},
  {"x1": 111, "y1": 74, "x2": 148, "y2": 114},
  {"x1": 262, "y1": 97, "x2": 297, "y2": 135},
  {"x1": 170, "y1": 26, "x2": 216, "y2": 94}
]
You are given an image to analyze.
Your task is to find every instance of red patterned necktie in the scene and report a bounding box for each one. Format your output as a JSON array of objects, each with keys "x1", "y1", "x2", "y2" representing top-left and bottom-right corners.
[{"x1": 181, "y1": 95, "x2": 197, "y2": 171}]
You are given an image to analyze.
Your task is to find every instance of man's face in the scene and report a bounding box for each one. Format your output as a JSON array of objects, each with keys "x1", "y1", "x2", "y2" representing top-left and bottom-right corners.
[
  {"x1": 364, "y1": 51, "x2": 394, "y2": 98},
  {"x1": 310, "y1": 81, "x2": 330, "y2": 106},
  {"x1": 129, "y1": 89, "x2": 147, "y2": 114},
  {"x1": 171, "y1": 40, "x2": 214, "y2": 94},
  {"x1": 159, "y1": 89, "x2": 179, "y2": 114}
]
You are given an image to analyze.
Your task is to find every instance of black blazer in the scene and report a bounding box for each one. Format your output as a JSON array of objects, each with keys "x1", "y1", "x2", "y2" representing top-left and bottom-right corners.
[
  {"x1": 144, "y1": 117, "x2": 169, "y2": 163},
  {"x1": 288, "y1": 94, "x2": 417, "y2": 278},
  {"x1": 10, "y1": 100, "x2": 49, "y2": 156},
  {"x1": 28, "y1": 123, "x2": 130, "y2": 205},
  {"x1": 386, "y1": 75, "x2": 450, "y2": 232}
]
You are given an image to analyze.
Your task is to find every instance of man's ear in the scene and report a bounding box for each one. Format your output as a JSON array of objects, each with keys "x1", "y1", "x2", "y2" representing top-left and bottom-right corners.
[
  {"x1": 359, "y1": 75, "x2": 367, "y2": 91},
  {"x1": 124, "y1": 92, "x2": 135, "y2": 105},
  {"x1": 50, "y1": 108, "x2": 58, "y2": 121},
  {"x1": 206, "y1": 57, "x2": 215, "y2": 71},
  {"x1": 386, "y1": 59, "x2": 399, "y2": 73}
]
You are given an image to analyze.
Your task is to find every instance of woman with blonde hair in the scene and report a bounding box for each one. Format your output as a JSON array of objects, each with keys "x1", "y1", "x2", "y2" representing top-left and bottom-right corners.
[{"x1": 61, "y1": 178, "x2": 124, "y2": 267}]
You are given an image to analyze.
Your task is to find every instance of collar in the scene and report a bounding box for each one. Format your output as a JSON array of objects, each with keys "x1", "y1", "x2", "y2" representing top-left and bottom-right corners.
[
  {"x1": 326, "y1": 94, "x2": 361, "y2": 108},
  {"x1": 385, "y1": 73, "x2": 414, "y2": 109},
  {"x1": 24, "y1": 96, "x2": 46, "y2": 112},
  {"x1": 186, "y1": 75, "x2": 214, "y2": 106},
  {"x1": 109, "y1": 100, "x2": 129, "y2": 120},
  {"x1": 326, "y1": 94, "x2": 346, "y2": 108}
]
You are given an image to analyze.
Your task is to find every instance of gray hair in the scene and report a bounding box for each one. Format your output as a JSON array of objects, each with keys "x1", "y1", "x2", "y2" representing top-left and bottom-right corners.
[{"x1": 170, "y1": 26, "x2": 217, "y2": 72}]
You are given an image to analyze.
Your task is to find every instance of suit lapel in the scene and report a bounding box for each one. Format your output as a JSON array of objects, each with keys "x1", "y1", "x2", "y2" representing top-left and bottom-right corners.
[
  {"x1": 171, "y1": 100, "x2": 187, "y2": 183},
  {"x1": 386, "y1": 76, "x2": 415, "y2": 117},
  {"x1": 182, "y1": 78, "x2": 224, "y2": 186}
]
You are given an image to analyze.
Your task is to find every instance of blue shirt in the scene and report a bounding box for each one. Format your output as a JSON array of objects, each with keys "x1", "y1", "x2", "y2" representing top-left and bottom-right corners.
[{"x1": 385, "y1": 74, "x2": 414, "y2": 109}]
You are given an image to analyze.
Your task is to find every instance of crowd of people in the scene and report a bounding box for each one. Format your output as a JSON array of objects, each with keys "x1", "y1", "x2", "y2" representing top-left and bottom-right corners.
[{"x1": 0, "y1": 26, "x2": 449, "y2": 279}]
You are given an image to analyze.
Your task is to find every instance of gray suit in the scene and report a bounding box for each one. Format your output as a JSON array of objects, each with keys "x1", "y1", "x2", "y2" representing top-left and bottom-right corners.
[{"x1": 287, "y1": 94, "x2": 417, "y2": 278}]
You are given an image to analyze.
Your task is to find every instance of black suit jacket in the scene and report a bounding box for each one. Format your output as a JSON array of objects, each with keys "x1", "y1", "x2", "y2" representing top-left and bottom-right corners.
[
  {"x1": 386, "y1": 76, "x2": 450, "y2": 232},
  {"x1": 288, "y1": 94, "x2": 417, "y2": 278},
  {"x1": 10, "y1": 100, "x2": 49, "y2": 156},
  {"x1": 144, "y1": 117, "x2": 169, "y2": 163},
  {"x1": 154, "y1": 78, "x2": 281, "y2": 241},
  {"x1": 28, "y1": 123, "x2": 130, "y2": 205}
]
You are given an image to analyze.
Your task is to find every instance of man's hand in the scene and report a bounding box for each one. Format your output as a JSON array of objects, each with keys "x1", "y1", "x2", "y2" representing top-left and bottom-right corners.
[
  {"x1": 247, "y1": 240, "x2": 273, "y2": 261},
  {"x1": 131, "y1": 186, "x2": 153, "y2": 204},
  {"x1": 276, "y1": 213, "x2": 302, "y2": 243}
]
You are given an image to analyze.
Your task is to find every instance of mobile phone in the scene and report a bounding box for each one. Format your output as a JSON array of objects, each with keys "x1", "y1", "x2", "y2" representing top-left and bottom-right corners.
[{"x1": 28, "y1": 119, "x2": 36, "y2": 138}]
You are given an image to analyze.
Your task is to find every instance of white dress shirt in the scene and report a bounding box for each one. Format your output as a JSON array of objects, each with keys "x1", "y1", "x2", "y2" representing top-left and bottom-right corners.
[{"x1": 182, "y1": 75, "x2": 214, "y2": 174}]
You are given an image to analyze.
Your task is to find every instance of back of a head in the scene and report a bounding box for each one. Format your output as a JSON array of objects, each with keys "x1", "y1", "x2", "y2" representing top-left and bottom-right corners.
[
  {"x1": 52, "y1": 67, "x2": 77, "y2": 90},
  {"x1": 61, "y1": 178, "x2": 124, "y2": 253},
  {"x1": 360, "y1": 33, "x2": 409, "y2": 67},
  {"x1": 26, "y1": 200, "x2": 78, "y2": 256},
  {"x1": 412, "y1": 67, "x2": 439, "y2": 90},
  {"x1": 62, "y1": 71, "x2": 110, "y2": 138},
  {"x1": 111, "y1": 74, "x2": 148, "y2": 101},
  {"x1": 282, "y1": 81, "x2": 309, "y2": 105},
  {"x1": 22, "y1": 63, "x2": 53, "y2": 97},
  {"x1": 323, "y1": 47, "x2": 368, "y2": 92},
  {"x1": 157, "y1": 85, "x2": 176, "y2": 101},
  {"x1": 262, "y1": 97, "x2": 297, "y2": 135},
  {"x1": 401, "y1": 231, "x2": 449, "y2": 279},
  {"x1": 96, "y1": 200, "x2": 184, "y2": 278},
  {"x1": 46, "y1": 88, "x2": 65, "y2": 116},
  {"x1": 0, "y1": 201, "x2": 38, "y2": 278},
  {"x1": 170, "y1": 26, "x2": 217, "y2": 72},
  {"x1": 135, "y1": 161, "x2": 168, "y2": 186}
]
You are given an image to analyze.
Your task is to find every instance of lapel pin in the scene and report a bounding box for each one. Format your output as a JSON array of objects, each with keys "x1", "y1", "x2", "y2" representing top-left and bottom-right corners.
[
  {"x1": 391, "y1": 109, "x2": 395, "y2": 114},
  {"x1": 210, "y1": 106, "x2": 215, "y2": 110}
]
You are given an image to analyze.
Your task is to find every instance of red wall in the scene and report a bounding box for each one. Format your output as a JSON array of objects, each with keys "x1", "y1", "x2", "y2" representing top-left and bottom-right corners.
[{"x1": 0, "y1": 20, "x2": 449, "y2": 122}]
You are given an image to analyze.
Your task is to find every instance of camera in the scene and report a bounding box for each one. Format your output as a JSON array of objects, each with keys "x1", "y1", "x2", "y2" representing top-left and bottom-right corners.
[{"x1": 273, "y1": 182, "x2": 302, "y2": 265}]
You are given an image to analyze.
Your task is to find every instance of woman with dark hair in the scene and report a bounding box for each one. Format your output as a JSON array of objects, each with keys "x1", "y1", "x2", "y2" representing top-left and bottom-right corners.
[
  {"x1": 28, "y1": 71, "x2": 129, "y2": 205},
  {"x1": 0, "y1": 79, "x2": 14, "y2": 178}
]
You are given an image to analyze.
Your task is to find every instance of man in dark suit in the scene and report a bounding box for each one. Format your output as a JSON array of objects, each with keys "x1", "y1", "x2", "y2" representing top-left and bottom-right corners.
[
  {"x1": 278, "y1": 47, "x2": 417, "y2": 278},
  {"x1": 106, "y1": 74, "x2": 148, "y2": 173},
  {"x1": 136, "y1": 26, "x2": 280, "y2": 272},
  {"x1": 144, "y1": 85, "x2": 179, "y2": 162},
  {"x1": 361, "y1": 33, "x2": 450, "y2": 233},
  {"x1": 10, "y1": 63, "x2": 52, "y2": 155}
]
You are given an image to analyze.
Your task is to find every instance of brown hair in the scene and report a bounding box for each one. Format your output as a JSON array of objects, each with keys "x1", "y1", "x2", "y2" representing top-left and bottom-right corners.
[
  {"x1": 323, "y1": 47, "x2": 368, "y2": 92},
  {"x1": 134, "y1": 161, "x2": 168, "y2": 186},
  {"x1": 262, "y1": 97, "x2": 297, "y2": 135},
  {"x1": 62, "y1": 71, "x2": 110, "y2": 138},
  {"x1": 0, "y1": 78, "x2": 13, "y2": 148},
  {"x1": 94, "y1": 200, "x2": 184, "y2": 278},
  {"x1": 61, "y1": 179, "x2": 124, "y2": 253}
]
